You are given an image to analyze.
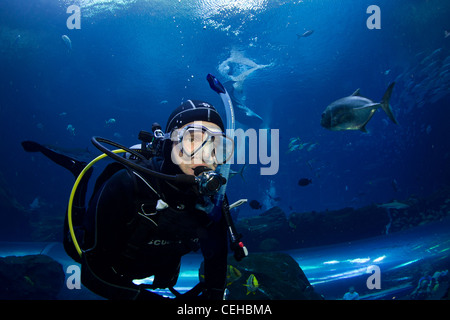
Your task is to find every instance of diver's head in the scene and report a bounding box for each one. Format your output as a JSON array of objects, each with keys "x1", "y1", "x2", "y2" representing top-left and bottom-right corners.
[{"x1": 161, "y1": 100, "x2": 230, "y2": 176}]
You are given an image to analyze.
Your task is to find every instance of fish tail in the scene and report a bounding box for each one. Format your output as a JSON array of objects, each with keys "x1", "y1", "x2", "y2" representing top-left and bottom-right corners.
[
  {"x1": 238, "y1": 164, "x2": 247, "y2": 182},
  {"x1": 380, "y1": 82, "x2": 398, "y2": 124}
]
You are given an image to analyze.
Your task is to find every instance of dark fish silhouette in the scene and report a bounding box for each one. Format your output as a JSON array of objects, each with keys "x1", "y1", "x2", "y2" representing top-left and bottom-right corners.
[
  {"x1": 298, "y1": 178, "x2": 312, "y2": 187},
  {"x1": 249, "y1": 200, "x2": 263, "y2": 209},
  {"x1": 229, "y1": 164, "x2": 247, "y2": 181},
  {"x1": 297, "y1": 30, "x2": 314, "y2": 39}
]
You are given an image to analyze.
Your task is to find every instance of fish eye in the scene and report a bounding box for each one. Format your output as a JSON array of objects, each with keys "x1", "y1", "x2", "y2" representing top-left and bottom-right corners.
[{"x1": 321, "y1": 113, "x2": 325, "y2": 118}]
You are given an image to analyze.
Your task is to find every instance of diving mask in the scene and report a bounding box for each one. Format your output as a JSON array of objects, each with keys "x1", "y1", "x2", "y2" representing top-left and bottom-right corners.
[{"x1": 173, "y1": 123, "x2": 234, "y2": 165}]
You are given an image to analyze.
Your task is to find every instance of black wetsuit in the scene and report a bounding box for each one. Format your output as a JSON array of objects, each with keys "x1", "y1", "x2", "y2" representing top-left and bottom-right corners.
[
  {"x1": 22, "y1": 140, "x2": 230, "y2": 300},
  {"x1": 80, "y1": 160, "x2": 228, "y2": 300}
]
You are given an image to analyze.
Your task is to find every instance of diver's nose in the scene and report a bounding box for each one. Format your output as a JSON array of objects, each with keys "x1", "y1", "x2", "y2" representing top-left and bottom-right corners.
[{"x1": 198, "y1": 141, "x2": 216, "y2": 165}]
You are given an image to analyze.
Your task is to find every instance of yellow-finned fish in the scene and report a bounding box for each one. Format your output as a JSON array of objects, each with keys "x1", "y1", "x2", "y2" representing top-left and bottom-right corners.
[
  {"x1": 226, "y1": 265, "x2": 242, "y2": 286},
  {"x1": 243, "y1": 274, "x2": 259, "y2": 295}
]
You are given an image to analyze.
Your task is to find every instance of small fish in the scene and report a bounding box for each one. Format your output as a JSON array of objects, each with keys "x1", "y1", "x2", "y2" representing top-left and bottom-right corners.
[
  {"x1": 268, "y1": 195, "x2": 281, "y2": 202},
  {"x1": 67, "y1": 124, "x2": 75, "y2": 136},
  {"x1": 229, "y1": 165, "x2": 247, "y2": 181},
  {"x1": 288, "y1": 137, "x2": 301, "y2": 147},
  {"x1": 249, "y1": 200, "x2": 262, "y2": 210},
  {"x1": 226, "y1": 265, "x2": 242, "y2": 286},
  {"x1": 61, "y1": 35, "x2": 72, "y2": 51},
  {"x1": 307, "y1": 143, "x2": 318, "y2": 152},
  {"x1": 321, "y1": 83, "x2": 397, "y2": 132},
  {"x1": 377, "y1": 200, "x2": 409, "y2": 210},
  {"x1": 297, "y1": 30, "x2": 314, "y2": 39},
  {"x1": 243, "y1": 274, "x2": 259, "y2": 295},
  {"x1": 298, "y1": 178, "x2": 312, "y2": 187},
  {"x1": 445, "y1": 30, "x2": 450, "y2": 38},
  {"x1": 288, "y1": 137, "x2": 301, "y2": 152},
  {"x1": 105, "y1": 118, "x2": 116, "y2": 125},
  {"x1": 160, "y1": 100, "x2": 168, "y2": 104},
  {"x1": 288, "y1": 137, "x2": 308, "y2": 153}
]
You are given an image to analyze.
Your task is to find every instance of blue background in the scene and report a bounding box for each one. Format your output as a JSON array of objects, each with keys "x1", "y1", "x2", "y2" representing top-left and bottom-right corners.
[{"x1": 1, "y1": 0, "x2": 449, "y2": 235}]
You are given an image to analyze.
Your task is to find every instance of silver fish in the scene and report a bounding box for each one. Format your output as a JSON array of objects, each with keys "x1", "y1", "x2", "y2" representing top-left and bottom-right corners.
[
  {"x1": 377, "y1": 200, "x2": 409, "y2": 210},
  {"x1": 297, "y1": 30, "x2": 314, "y2": 39},
  {"x1": 320, "y1": 82, "x2": 397, "y2": 132},
  {"x1": 62, "y1": 34, "x2": 72, "y2": 51}
]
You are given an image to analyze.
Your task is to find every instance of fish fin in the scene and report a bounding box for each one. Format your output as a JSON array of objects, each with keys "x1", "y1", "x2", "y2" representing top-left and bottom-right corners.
[
  {"x1": 358, "y1": 108, "x2": 377, "y2": 132},
  {"x1": 380, "y1": 82, "x2": 397, "y2": 124},
  {"x1": 351, "y1": 88, "x2": 361, "y2": 96},
  {"x1": 237, "y1": 164, "x2": 247, "y2": 182},
  {"x1": 353, "y1": 103, "x2": 380, "y2": 111},
  {"x1": 296, "y1": 34, "x2": 302, "y2": 39}
]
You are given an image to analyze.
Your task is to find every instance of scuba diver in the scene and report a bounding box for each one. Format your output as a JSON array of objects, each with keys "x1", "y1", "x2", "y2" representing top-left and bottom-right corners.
[{"x1": 22, "y1": 75, "x2": 248, "y2": 300}]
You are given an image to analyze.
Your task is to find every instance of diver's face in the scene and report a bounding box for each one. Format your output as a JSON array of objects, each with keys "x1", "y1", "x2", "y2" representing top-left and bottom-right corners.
[{"x1": 171, "y1": 121, "x2": 221, "y2": 176}]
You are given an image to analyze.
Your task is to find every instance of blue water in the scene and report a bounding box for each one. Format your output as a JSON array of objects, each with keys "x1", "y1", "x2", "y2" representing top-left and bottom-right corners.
[{"x1": 1, "y1": 0, "x2": 450, "y2": 299}]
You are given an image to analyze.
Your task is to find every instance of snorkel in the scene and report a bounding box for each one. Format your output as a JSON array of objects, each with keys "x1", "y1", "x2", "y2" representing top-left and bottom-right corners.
[
  {"x1": 207, "y1": 74, "x2": 247, "y2": 261},
  {"x1": 206, "y1": 74, "x2": 235, "y2": 222}
]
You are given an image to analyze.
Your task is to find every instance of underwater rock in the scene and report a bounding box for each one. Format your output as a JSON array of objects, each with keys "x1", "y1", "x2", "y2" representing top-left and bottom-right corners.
[
  {"x1": 225, "y1": 252, "x2": 323, "y2": 300},
  {"x1": 0, "y1": 254, "x2": 65, "y2": 299}
]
